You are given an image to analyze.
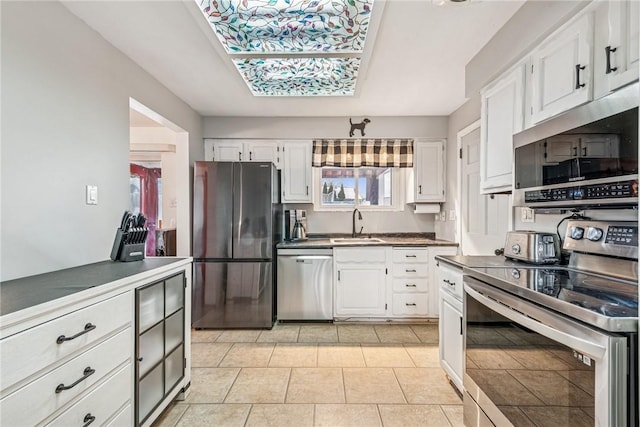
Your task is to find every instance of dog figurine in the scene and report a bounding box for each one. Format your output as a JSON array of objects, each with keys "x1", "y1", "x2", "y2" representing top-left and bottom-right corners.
[{"x1": 349, "y1": 118, "x2": 370, "y2": 137}]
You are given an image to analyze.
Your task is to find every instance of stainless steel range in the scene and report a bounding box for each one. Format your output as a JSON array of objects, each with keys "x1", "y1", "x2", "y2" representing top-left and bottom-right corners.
[{"x1": 463, "y1": 220, "x2": 638, "y2": 427}]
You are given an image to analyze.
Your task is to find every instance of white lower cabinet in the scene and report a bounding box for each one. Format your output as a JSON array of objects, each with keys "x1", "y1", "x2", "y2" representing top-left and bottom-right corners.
[
  {"x1": 333, "y1": 246, "x2": 457, "y2": 319},
  {"x1": 48, "y1": 363, "x2": 132, "y2": 427},
  {"x1": 0, "y1": 292, "x2": 134, "y2": 427},
  {"x1": 0, "y1": 261, "x2": 192, "y2": 427},
  {"x1": 437, "y1": 261, "x2": 464, "y2": 393},
  {"x1": 334, "y1": 248, "x2": 387, "y2": 317}
]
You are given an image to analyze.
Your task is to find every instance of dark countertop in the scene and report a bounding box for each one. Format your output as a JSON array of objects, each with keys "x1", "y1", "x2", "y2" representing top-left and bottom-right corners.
[
  {"x1": 277, "y1": 233, "x2": 458, "y2": 249},
  {"x1": 0, "y1": 257, "x2": 190, "y2": 317},
  {"x1": 435, "y1": 255, "x2": 521, "y2": 269}
]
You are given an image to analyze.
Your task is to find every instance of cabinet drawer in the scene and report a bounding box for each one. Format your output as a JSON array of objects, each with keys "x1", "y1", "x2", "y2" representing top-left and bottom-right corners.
[
  {"x1": 393, "y1": 263, "x2": 428, "y2": 278},
  {"x1": 1, "y1": 328, "x2": 131, "y2": 426},
  {"x1": 334, "y1": 248, "x2": 386, "y2": 263},
  {"x1": 47, "y1": 364, "x2": 131, "y2": 427},
  {"x1": 106, "y1": 403, "x2": 132, "y2": 427},
  {"x1": 438, "y1": 263, "x2": 463, "y2": 300},
  {"x1": 392, "y1": 293, "x2": 429, "y2": 316},
  {"x1": 392, "y1": 278, "x2": 427, "y2": 293},
  {"x1": 392, "y1": 248, "x2": 428, "y2": 263},
  {"x1": 0, "y1": 292, "x2": 132, "y2": 393}
]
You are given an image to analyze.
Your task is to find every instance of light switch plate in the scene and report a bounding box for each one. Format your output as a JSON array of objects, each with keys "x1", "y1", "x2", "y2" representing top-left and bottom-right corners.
[
  {"x1": 440, "y1": 211, "x2": 446, "y2": 221},
  {"x1": 86, "y1": 185, "x2": 98, "y2": 205},
  {"x1": 448, "y1": 210, "x2": 456, "y2": 221},
  {"x1": 521, "y1": 207, "x2": 534, "y2": 223}
]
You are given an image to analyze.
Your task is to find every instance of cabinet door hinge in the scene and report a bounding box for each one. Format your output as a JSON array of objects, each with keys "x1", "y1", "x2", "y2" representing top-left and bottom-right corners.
[
  {"x1": 531, "y1": 64, "x2": 534, "y2": 74},
  {"x1": 183, "y1": 276, "x2": 187, "y2": 288},
  {"x1": 385, "y1": 268, "x2": 388, "y2": 275},
  {"x1": 385, "y1": 303, "x2": 388, "y2": 310},
  {"x1": 459, "y1": 148, "x2": 462, "y2": 159}
]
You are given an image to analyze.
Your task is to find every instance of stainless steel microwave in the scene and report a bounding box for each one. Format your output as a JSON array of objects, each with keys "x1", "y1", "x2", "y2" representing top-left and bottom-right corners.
[{"x1": 513, "y1": 83, "x2": 638, "y2": 209}]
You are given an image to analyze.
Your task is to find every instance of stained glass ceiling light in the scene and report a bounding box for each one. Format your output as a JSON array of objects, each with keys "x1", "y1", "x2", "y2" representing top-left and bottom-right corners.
[
  {"x1": 198, "y1": 0, "x2": 373, "y2": 54},
  {"x1": 196, "y1": 0, "x2": 374, "y2": 96},
  {"x1": 234, "y1": 57, "x2": 360, "y2": 96}
]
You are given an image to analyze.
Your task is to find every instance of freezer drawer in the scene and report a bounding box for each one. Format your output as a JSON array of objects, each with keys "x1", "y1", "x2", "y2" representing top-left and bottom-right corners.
[
  {"x1": 277, "y1": 250, "x2": 333, "y2": 321},
  {"x1": 192, "y1": 261, "x2": 274, "y2": 329}
]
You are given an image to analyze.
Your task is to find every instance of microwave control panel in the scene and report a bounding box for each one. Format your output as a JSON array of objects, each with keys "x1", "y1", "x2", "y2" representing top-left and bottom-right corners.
[{"x1": 525, "y1": 179, "x2": 637, "y2": 204}]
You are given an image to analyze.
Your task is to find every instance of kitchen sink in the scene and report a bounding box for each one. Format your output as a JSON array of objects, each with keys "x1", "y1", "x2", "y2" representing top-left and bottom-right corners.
[{"x1": 330, "y1": 237, "x2": 385, "y2": 244}]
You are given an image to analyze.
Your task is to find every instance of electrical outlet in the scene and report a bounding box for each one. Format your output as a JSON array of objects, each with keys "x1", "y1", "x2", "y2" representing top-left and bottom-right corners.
[
  {"x1": 440, "y1": 211, "x2": 446, "y2": 222},
  {"x1": 521, "y1": 207, "x2": 535, "y2": 223}
]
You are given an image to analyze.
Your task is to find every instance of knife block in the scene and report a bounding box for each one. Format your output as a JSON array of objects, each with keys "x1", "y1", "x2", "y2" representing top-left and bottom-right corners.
[{"x1": 110, "y1": 228, "x2": 147, "y2": 262}]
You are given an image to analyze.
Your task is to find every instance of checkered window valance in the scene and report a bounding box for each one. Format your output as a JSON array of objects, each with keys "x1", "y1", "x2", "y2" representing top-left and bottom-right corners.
[{"x1": 312, "y1": 139, "x2": 414, "y2": 168}]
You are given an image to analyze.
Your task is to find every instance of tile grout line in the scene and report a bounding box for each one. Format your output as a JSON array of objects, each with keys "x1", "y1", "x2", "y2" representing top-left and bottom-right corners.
[
  {"x1": 242, "y1": 403, "x2": 253, "y2": 427},
  {"x1": 391, "y1": 367, "x2": 410, "y2": 405},
  {"x1": 375, "y1": 403, "x2": 384, "y2": 427},
  {"x1": 215, "y1": 341, "x2": 235, "y2": 367},
  {"x1": 221, "y1": 367, "x2": 242, "y2": 403}
]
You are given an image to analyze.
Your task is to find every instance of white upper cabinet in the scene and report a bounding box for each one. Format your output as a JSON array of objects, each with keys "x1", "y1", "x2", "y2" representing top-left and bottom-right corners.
[
  {"x1": 204, "y1": 139, "x2": 281, "y2": 167},
  {"x1": 530, "y1": 12, "x2": 594, "y2": 124},
  {"x1": 282, "y1": 141, "x2": 313, "y2": 203},
  {"x1": 245, "y1": 141, "x2": 281, "y2": 164},
  {"x1": 407, "y1": 140, "x2": 445, "y2": 203},
  {"x1": 480, "y1": 63, "x2": 525, "y2": 193},
  {"x1": 604, "y1": 0, "x2": 639, "y2": 93}
]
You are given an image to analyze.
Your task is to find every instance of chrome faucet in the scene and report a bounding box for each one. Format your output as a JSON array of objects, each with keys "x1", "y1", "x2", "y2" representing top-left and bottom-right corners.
[{"x1": 352, "y1": 208, "x2": 363, "y2": 237}]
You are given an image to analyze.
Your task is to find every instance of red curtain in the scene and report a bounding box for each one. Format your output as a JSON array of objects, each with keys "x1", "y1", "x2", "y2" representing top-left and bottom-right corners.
[{"x1": 130, "y1": 164, "x2": 161, "y2": 256}]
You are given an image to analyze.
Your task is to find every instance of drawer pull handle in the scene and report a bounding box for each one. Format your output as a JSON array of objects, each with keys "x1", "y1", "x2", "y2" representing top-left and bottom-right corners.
[
  {"x1": 83, "y1": 413, "x2": 96, "y2": 427},
  {"x1": 55, "y1": 367, "x2": 95, "y2": 393},
  {"x1": 56, "y1": 323, "x2": 96, "y2": 344},
  {"x1": 406, "y1": 269, "x2": 416, "y2": 273},
  {"x1": 443, "y1": 279, "x2": 455, "y2": 287},
  {"x1": 405, "y1": 255, "x2": 417, "y2": 258},
  {"x1": 405, "y1": 284, "x2": 417, "y2": 287},
  {"x1": 405, "y1": 303, "x2": 417, "y2": 307}
]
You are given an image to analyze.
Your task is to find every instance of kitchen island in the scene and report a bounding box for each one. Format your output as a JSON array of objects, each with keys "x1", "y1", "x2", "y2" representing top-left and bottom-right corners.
[{"x1": 0, "y1": 257, "x2": 192, "y2": 427}]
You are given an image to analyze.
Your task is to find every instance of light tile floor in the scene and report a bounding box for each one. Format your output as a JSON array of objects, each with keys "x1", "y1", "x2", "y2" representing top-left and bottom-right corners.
[{"x1": 154, "y1": 323, "x2": 463, "y2": 427}]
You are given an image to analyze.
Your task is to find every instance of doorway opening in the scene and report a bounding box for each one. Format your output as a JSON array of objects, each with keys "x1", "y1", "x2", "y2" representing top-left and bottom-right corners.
[{"x1": 129, "y1": 98, "x2": 190, "y2": 257}]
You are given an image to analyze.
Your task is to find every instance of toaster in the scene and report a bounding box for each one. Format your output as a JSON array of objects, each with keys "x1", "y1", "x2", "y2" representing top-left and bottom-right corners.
[{"x1": 503, "y1": 231, "x2": 560, "y2": 264}]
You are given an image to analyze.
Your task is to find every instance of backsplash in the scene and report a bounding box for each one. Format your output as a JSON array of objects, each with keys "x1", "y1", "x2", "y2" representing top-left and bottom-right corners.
[{"x1": 284, "y1": 203, "x2": 437, "y2": 235}]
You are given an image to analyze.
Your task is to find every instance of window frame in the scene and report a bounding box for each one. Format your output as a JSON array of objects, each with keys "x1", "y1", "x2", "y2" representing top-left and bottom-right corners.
[{"x1": 312, "y1": 166, "x2": 405, "y2": 212}]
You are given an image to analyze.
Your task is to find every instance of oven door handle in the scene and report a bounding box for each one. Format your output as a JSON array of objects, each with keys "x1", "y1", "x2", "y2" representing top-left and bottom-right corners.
[{"x1": 464, "y1": 279, "x2": 606, "y2": 359}]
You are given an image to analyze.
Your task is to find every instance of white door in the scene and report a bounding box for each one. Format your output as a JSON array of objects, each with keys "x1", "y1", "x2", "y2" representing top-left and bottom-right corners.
[
  {"x1": 459, "y1": 122, "x2": 511, "y2": 255},
  {"x1": 282, "y1": 141, "x2": 312, "y2": 203},
  {"x1": 245, "y1": 141, "x2": 280, "y2": 166},
  {"x1": 439, "y1": 294, "x2": 463, "y2": 389},
  {"x1": 531, "y1": 13, "x2": 594, "y2": 124},
  {"x1": 335, "y1": 265, "x2": 386, "y2": 316},
  {"x1": 606, "y1": 0, "x2": 640, "y2": 92},
  {"x1": 414, "y1": 141, "x2": 445, "y2": 202},
  {"x1": 212, "y1": 140, "x2": 243, "y2": 162},
  {"x1": 480, "y1": 64, "x2": 525, "y2": 193}
]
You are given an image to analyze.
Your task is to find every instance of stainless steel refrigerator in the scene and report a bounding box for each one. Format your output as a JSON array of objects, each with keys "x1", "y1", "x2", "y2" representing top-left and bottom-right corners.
[{"x1": 192, "y1": 161, "x2": 282, "y2": 329}]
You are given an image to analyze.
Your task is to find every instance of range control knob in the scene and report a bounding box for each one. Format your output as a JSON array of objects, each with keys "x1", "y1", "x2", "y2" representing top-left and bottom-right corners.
[
  {"x1": 586, "y1": 227, "x2": 604, "y2": 241},
  {"x1": 569, "y1": 226, "x2": 585, "y2": 240},
  {"x1": 511, "y1": 244, "x2": 521, "y2": 254}
]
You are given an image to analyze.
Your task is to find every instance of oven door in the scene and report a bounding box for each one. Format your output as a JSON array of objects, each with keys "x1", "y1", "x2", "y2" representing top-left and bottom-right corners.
[{"x1": 463, "y1": 276, "x2": 628, "y2": 427}]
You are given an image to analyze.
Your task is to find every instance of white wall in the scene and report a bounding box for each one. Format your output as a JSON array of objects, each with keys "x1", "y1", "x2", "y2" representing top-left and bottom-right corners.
[
  {"x1": 204, "y1": 116, "x2": 447, "y2": 140},
  {"x1": 1, "y1": 1, "x2": 203, "y2": 281},
  {"x1": 204, "y1": 116, "x2": 448, "y2": 235}
]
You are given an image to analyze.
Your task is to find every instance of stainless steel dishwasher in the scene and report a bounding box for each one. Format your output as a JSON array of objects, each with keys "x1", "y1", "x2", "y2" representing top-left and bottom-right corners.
[{"x1": 277, "y1": 248, "x2": 333, "y2": 321}]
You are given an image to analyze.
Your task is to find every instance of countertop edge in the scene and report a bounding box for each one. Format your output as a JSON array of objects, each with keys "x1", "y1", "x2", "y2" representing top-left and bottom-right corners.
[{"x1": 1, "y1": 257, "x2": 192, "y2": 336}]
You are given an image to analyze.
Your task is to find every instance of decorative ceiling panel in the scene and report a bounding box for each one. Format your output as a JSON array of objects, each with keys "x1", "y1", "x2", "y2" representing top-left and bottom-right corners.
[
  {"x1": 233, "y1": 57, "x2": 360, "y2": 96},
  {"x1": 197, "y1": 0, "x2": 374, "y2": 54}
]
